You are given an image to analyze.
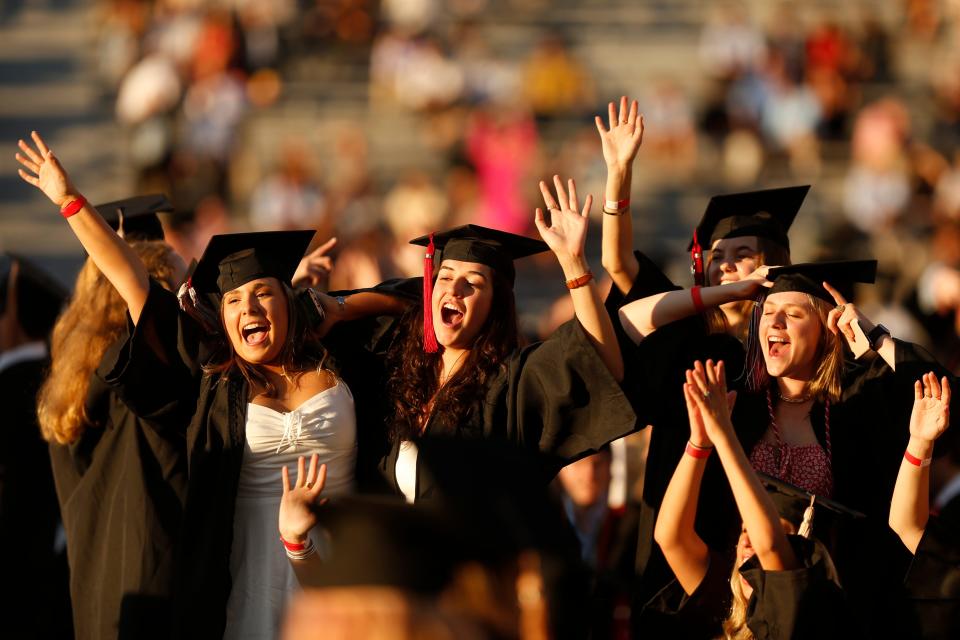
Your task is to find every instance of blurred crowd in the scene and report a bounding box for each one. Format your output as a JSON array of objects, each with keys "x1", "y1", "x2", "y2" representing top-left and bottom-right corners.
[{"x1": 93, "y1": 0, "x2": 960, "y2": 369}]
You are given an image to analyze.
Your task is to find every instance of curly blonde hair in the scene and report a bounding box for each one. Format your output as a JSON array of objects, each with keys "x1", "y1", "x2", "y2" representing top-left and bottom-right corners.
[{"x1": 37, "y1": 242, "x2": 180, "y2": 445}]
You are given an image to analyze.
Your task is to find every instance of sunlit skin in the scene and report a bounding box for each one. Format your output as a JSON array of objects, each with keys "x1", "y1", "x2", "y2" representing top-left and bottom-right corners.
[
  {"x1": 736, "y1": 517, "x2": 796, "y2": 598},
  {"x1": 760, "y1": 292, "x2": 823, "y2": 394},
  {"x1": 706, "y1": 236, "x2": 760, "y2": 287},
  {"x1": 221, "y1": 277, "x2": 289, "y2": 366},
  {"x1": 432, "y1": 259, "x2": 494, "y2": 374}
]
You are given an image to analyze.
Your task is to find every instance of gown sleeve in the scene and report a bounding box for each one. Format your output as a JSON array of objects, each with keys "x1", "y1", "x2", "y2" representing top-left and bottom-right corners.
[
  {"x1": 739, "y1": 535, "x2": 850, "y2": 640},
  {"x1": 637, "y1": 548, "x2": 733, "y2": 639},
  {"x1": 96, "y1": 278, "x2": 200, "y2": 425},
  {"x1": 496, "y1": 318, "x2": 637, "y2": 473}
]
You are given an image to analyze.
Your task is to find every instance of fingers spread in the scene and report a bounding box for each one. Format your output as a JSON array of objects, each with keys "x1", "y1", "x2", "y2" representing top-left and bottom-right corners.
[
  {"x1": 607, "y1": 101, "x2": 616, "y2": 130},
  {"x1": 567, "y1": 178, "x2": 578, "y2": 210},
  {"x1": 18, "y1": 139, "x2": 42, "y2": 164},
  {"x1": 539, "y1": 180, "x2": 559, "y2": 210},
  {"x1": 580, "y1": 193, "x2": 592, "y2": 218},
  {"x1": 915, "y1": 379, "x2": 923, "y2": 401},
  {"x1": 282, "y1": 465, "x2": 291, "y2": 493},
  {"x1": 296, "y1": 455, "x2": 306, "y2": 487},
  {"x1": 17, "y1": 169, "x2": 39, "y2": 187},
  {"x1": 31, "y1": 130, "x2": 51, "y2": 156}
]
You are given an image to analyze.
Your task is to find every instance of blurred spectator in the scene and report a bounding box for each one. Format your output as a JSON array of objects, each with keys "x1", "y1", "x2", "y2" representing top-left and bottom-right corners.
[
  {"x1": 370, "y1": 31, "x2": 464, "y2": 111},
  {"x1": 698, "y1": 3, "x2": 766, "y2": 80},
  {"x1": 465, "y1": 105, "x2": 539, "y2": 234},
  {"x1": 843, "y1": 99, "x2": 912, "y2": 233},
  {"x1": 521, "y1": 35, "x2": 595, "y2": 122},
  {"x1": 641, "y1": 80, "x2": 698, "y2": 179},
  {"x1": 249, "y1": 141, "x2": 327, "y2": 232}
]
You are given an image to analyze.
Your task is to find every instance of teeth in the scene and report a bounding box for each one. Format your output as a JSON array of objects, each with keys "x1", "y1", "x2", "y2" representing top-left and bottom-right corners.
[
  {"x1": 768, "y1": 336, "x2": 788, "y2": 343},
  {"x1": 442, "y1": 303, "x2": 462, "y2": 312},
  {"x1": 243, "y1": 322, "x2": 267, "y2": 330}
]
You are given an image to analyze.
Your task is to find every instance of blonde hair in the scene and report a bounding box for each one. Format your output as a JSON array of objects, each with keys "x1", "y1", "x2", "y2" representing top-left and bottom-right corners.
[
  {"x1": 804, "y1": 296, "x2": 844, "y2": 404},
  {"x1": 721, "y1": 563, "x2": 753, "y2": 640},
  {"x1": 37, "y1": 242, "x2": 180, "y2": 445}
]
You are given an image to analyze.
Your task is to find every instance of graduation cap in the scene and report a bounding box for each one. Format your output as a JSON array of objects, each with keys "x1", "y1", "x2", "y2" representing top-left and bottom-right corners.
[
  {"x1": 189, "y1": 230, "x2": 315, "y2": 300},
  {"x1": 409, "y1": 225, "x2": 549, "y2": 352},
  {"x1": 297, "y1": 496, "x2": 462, "y2": 595},
  {"x1": 416, "y1": 437, "x2": 573, "y2": 564},
  {"x1": 95, "y1": 194, "x2": 173, "y2": 241},
  {"x1": 689, "y1": 186, "x2": 809, "y2": 285},
  {"x1": 758, "y1": 472, "x2": 865, "y2": 540},
  {"x1": 766, "y1": 260, "x2": 878, "y2": 304},
  {"x1": 0, "y1": 253, "x2": 69, "y2": 340}
]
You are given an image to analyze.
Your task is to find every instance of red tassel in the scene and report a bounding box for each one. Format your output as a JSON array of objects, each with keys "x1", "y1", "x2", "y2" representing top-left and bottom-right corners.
[
  {"x1": 690, "y1": 229, "x2": 705, "y2": 286},
  {"x1": 422, "y1": 233, "x2": 439, "y2": 353}
]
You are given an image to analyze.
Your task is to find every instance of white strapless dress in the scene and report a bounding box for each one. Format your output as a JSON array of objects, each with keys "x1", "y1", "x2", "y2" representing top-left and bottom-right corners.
[{"x1": 223, "y1": 380, "x2": 357, "y2": 640}]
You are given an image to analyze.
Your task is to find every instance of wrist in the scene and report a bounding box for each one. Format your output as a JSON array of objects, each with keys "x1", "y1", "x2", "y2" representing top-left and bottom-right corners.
[
  {"x1": 280, "y1": 530, "x2": 309, "y2": 546},
  {"x1": 906, "y1": 436, "x2": 934, "y2": 460},
  {"x1": 57, "y1": 191, "x2": 83, "y2": 209},
  {"x1": 558, "y1": 255, "x2": 589, "y2": 279}
]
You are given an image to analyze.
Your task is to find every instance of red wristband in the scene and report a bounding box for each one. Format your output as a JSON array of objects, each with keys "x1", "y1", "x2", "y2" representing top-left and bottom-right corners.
[
  {"x1": 565, "y1": 271, "x2": 594, "y2": 290},
  {"x1": 280, "y1": 535, "x2": 308, "y2": 551},
  {"x1": 691, "y1": 286, "x2": 705, "y2": 314},
  {"x1": 904, "y1": 449, "x2": 931, "y2": 467},
  {"x1": 60, "y1": 196, "x2": 86, "y2": 219},
  {"x1": 685, "y1": 441, "x2": 713, "y2": 459}
]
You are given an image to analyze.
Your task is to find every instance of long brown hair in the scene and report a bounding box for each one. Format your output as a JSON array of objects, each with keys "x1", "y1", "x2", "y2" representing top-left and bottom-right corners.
[
  {"x1": 38, "y1": 241, "x2": 180, "y2": 445},
  {"x1": 203, "y1": 281, "x2": 332, "y2": 397},
  {"x1": 747, "y1": 295, "x2": 844, "y2": 403},
  {"x1": 386, "y1": 270, "x2": 519, "y2": 442}
]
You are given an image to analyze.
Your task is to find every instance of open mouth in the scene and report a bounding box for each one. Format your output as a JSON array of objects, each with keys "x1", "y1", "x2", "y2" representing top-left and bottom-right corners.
[
  {"x1": 439, "y1": 302, "x2": 464, "y2": 328},
  {"x1": 241, "y1": 321, "x2": 270, "y2": 346},
  {"x1": 767, "y1": 335, "x2": 790, "y2": 357}
]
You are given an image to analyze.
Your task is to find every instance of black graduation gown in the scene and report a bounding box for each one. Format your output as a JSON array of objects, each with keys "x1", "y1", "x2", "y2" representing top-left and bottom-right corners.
[
  {"x1": 49, "y1": 329, "x2": 193, "y2": 640},
  {"x1": 603, "y1": 252, "x2": 745, "y2": 605},
  {"x1": 126, "y1": 279, "x2": 410, "y2": 638},
  {"x1": 0, "y1": 352, "x2": 71, "y2": 638},
  {"x1": 378, "y1": 318, "x2": 638, "y2": 500},
  {"x1": 898, "y1": 512, "x2": 960, "y2": 639},
  {"x1": 640, "y1": 535, "x2": 849, "y2": 640}
]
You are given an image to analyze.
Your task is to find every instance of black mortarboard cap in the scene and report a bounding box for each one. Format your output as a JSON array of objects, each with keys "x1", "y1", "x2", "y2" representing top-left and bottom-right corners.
[
  {"x1": 416, "y1": 437, "x2": 572, "y2": 564},
  {"x1": 298, "y1": 496, "x2": 461, "y2": 594},
  {"x1": 409, "y1": 224, "x2": 549, "y2": 286},
  {"x1": 766, "y1": 260, "x2": 878, "y2": 304},
  {"x1": 95, "y1": 194, "x2": 173, "y2": 241},
  {"x1": 758, "y1": 472, "x2": 864, "y2": 540},
  {"x1": 688, "y1": 185, "x2": 809, "y2": 252},
  {"x1": 0, "y1": 253, "x2": 69, "y2": 340},
  {"x1": 190, "y1": 230, "x2": 315, "y2": 298}
]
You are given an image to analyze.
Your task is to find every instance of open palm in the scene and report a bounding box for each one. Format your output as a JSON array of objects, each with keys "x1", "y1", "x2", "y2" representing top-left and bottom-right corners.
[
  {"x1": 15, "y1": 131, "x2": 76, "y2": 207},
  {"x1": 534, "y1": 175, "x2": 590, "y2": 261},
  {"x1": 909, "y1": 372, "x2": 951, "y2": 442},
  {"x1": 595, "y1": 96, "x2": 644, "y2": 169},
  {"x1": 279, "y1": 453, "x2": 327, "y2": 544}
]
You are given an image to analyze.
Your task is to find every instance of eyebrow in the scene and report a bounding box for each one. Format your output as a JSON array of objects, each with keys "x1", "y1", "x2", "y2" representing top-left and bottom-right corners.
[
  {"x1": 439, "y1": 266, "x2": 488, "y2": 280},
  {"x1": 763, "y1": 302, "x2": 810, "y2": 311}
]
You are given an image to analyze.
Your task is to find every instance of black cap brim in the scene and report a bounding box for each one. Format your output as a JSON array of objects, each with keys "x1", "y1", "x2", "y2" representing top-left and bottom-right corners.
[
  {"x1": 688, "y1": 185, "x2": 809, "y2": 251},
  {"x1": 95, "y1": 194, "x2": 174, "y2": 241},
  {"x1": 190, "y1": 230, "x2": 316, "y2": 297},
  {"x1": 766, "y1": 260, "x2": 878, "y2": 303},
  {"x1": 409, "y1": 224, "x2": 549, "y2": 284}
]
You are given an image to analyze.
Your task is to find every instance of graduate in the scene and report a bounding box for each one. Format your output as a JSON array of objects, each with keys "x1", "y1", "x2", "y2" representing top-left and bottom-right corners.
[
  {"x1": 888, "y1": 372, "x2": 960, "y2": 639},
  {"x1": 15, "y1": 131, "x2": 403, "y2": 639},
  {"x1": 722, "y1": 260, "x2": 957, "y2": 637},
  {"x1": 649, "y1": 359, "x2": 849, "y2": 639},
  {"x1": 0, "y1": 253, "x2": 71, "y2": 638},
  {"x1": 14, "y1": 189, "x2": 190, "y2": 640},
  {"x1": 379, "y1": 176, "x2": 634, "y2": 502}
]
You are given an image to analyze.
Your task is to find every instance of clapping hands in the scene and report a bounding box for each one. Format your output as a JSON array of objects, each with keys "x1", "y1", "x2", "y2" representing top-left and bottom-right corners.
[{"x1": 683, "y1": 360, "x2": 737, "y2": 446}]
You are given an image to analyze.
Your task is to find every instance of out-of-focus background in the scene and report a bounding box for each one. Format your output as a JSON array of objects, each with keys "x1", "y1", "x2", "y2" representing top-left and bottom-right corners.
[{"x1": 3, "y1": 0, "x2": 960, "y2": 366}]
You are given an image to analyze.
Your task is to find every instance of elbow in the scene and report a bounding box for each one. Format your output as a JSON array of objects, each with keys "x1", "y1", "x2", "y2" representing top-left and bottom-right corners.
[
  {"x1": 654, "y1": 519, "x2": 677, "y2": 552},
  {"x1": 618, "y1": 308, "x2": 646, "y2": 345},
  {"x1": 601, "y1": 255, "x2": 624, "y2": 278}
]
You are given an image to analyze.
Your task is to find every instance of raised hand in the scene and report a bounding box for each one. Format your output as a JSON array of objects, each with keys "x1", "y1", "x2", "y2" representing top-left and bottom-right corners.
[
  {"x1": 15, "y1": 131, "x2": 78, "y2": 207},
  {"x1": 909, "y1": 372, "x2": 951, "y2": 443},
  {"x1": 279, "y1": 453, "x2": 327, "y2": 545},
  {"x1": 734, "y1": 265, "x2": 775, "y2": 298},
  {"x1": 534, "y1": 175, "x2": 591, "y2": 266},
  {"x1": 687, "y1": 360, "x2": 737, "y2": 441},
  {"x1": 823, "y1": 281, "x2": 872, "y2": 358},
  {"x1": 595, "y1": 96, "x2": 645, "y2": 170},
  {"x1": 292, "y1": 237, "x2": 337, "y2": 291}
]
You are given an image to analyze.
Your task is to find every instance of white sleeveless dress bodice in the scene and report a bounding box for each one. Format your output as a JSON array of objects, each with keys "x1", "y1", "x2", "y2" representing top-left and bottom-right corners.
[{"x1": 223, "y1": 380, "x2": 357, "y2": 640}]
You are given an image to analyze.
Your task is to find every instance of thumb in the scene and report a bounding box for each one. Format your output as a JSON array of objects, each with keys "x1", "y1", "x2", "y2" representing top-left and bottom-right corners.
[
  {"x1": 315, "y1": 237, "x2": 338, "y2": 255},
  {"x1": 727, "y1": 390, "x2": 737, "y2": 412}
]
